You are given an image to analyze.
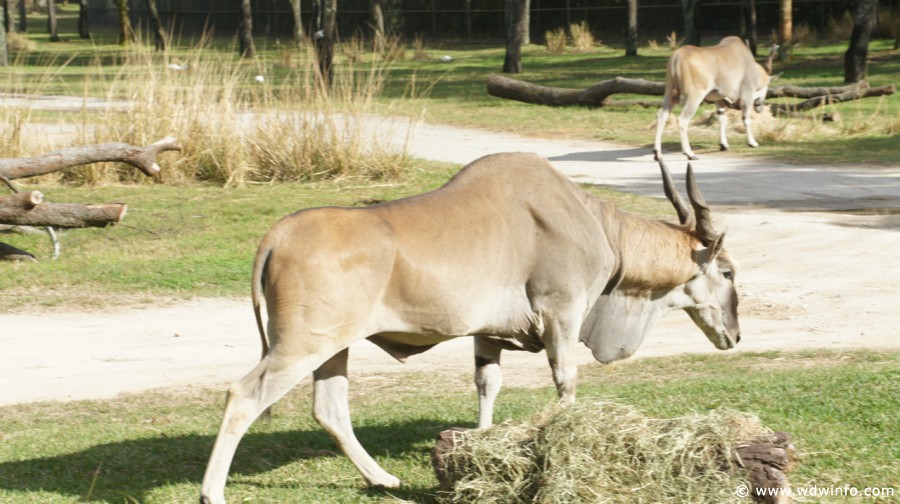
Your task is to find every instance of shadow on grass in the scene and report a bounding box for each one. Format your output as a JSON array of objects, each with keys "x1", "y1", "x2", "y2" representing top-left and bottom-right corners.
[{"x1": 0, "y1": 418, "x2": 457, "y2": 502}]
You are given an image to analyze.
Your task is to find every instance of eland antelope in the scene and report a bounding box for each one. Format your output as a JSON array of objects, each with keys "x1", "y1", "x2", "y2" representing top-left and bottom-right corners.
[
  {"x1": 653, "y1": 36, "x2": 776, "y2": 160},
  {"x1": 200, "y1": 152, "x2": 740, "y2": 503}
]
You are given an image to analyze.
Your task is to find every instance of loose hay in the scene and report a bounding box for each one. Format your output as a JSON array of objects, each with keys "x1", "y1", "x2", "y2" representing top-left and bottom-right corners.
[{"x1": 438, "y1": 401, "x2": 770, "y2": 503}]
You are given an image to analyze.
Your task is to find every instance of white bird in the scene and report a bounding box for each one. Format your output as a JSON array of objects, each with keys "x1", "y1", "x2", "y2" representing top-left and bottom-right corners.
[
  {"x1": 440, "y1": 55, "x2": 453, "y2": 62},
  {"x1": 167, "y1": 63, "x2": 185, "y2": 71},
  {"x1": 254, "y1": 75, "x2": 265, "y2": 83}
]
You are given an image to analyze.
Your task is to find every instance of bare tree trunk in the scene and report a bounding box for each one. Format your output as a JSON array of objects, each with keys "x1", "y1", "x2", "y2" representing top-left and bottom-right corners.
[
  {"x1": 47, "y1": 0, "x2": 60, "y2": 42},
  {"x1": 2, "y1": 0, "x2": 13, "y2": 35},
  {"x1": 145, "y1": 0, "x2": 166, "y2": 50},
  {"x1": 0, "y1": 194, "x2": 128, "y2": 229},
  {"x1": 17, "y1": 0, "x2": 25, "y2": 32},
  {"x1": 314, "y1": 0, "x2": 336, "y2": 88},
  {"x1": 681, "y1": 0, "x2": 701, "y2": 46},
  {"x1": 238, "y1": 0, "x2": 255, "y2": 57},
  {"x1": 503, "y1": 0, "x2": 527, "y2": 74},
  {"x1": 625, "y1": 0, "x2": 638, "y2": 56},
  {"x1": 0, "y1": 3, "x2": 7, "y2": 67},
  {"x1": 844, "y1": 0, "x2": 877, "y2": 84},
  {"x1": 78, "y1": 0, "x2": 90, "y2": 39},
  {"x1": 741, "y1": 0, "x2": 757, "y2": 56},
  {"x1": 778, "y1": 0, "x2": 792, "y2": 45},
  {"x1": 522, "y1": 0, "x2": 531, "y2": 45},
  {"x1": 370, "y1": 0, "x2": 385, "y2": 53},
  {"x1": 116, "y1": 0, "x2": 135, "y2": 45},
  {"x1": 289, "y1": 0, "x2": 303, "y2": 48}
]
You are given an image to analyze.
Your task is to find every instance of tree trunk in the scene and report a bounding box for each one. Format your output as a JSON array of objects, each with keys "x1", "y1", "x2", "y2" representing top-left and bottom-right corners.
[
  {"x1": 145, "y1": 0, "x2": 166, "y2": 50},
  {"x1": 78, "y1": 0, "x2": 90, "y2": 39},
  {"x1": 502, "y1": 0, "x2": 527, "y2": 74},
  {"x1": 843, "y1": 0, "x2": 877, "y2": 84},
  {"x1": 289, "y1": 0, "x2": 303, "y2": 48},
  {"x1": 0, "y1": 137, "x2": 182, "y2": 181},
  {"x1": 778, "y1": 0, "x2": 791, "y2": 45},
  {"x1": 522, "y1": 0, "x2": 531, "y2": 45},
  {"x1": 2, "y1": 0, "x2": 13, "y2": 35},
  {"x1": 47, "y1": 0, "x2": 60, "y2": 42},
  {"x1": 314, "y1": 0, "x2": 336, "y2": 88},
  {"x1": 741, "y1": 0, "x2": 757, "y2": 56},
  {"x1": 0, "y1": 2, "x2": 7, "y2": 66},
  {"x1": 625, "y1": 0, "x2": 638, "y2": 56},
  {"x1": 17, "y1": 0, "x2": 25, "y2": 32},
  {"x1": 238, "y1": 0, "x2": 255, "y2": 57},
  {"x1": 681, "y1": 0, "x2": 701, "y2": 46},
  {"x1": 370, "y1": 0, "x2": 384, "y2": 53},
  {"x1": 116, "y1": 0, "x2": 135, "y2": 46}
]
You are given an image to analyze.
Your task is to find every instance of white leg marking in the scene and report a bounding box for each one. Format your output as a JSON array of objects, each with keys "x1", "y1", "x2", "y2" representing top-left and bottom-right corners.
[{"x1": 474, "y1": 337, "x2": 503, "y2": 429}]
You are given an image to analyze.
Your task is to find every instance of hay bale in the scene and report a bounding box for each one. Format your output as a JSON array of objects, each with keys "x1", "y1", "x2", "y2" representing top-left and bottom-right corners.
[{"x1": 432, "y1": 401, "x2": 796, "y2": 504}]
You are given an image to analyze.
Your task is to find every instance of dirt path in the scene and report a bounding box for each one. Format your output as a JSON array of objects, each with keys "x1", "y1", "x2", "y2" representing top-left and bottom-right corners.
[{"x1": 2, "y1": 117, "x2": 898, "y2": 406}]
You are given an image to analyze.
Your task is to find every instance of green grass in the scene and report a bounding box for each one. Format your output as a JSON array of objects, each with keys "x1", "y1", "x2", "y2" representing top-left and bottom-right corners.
[{"x1": 0, "y1": 349, "x2": 895, "y2": 503}]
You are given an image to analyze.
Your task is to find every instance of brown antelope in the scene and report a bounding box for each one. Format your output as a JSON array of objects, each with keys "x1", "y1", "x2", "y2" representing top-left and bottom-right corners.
[
  {"x1": 654, "y1": 36, "x2": 778, "y2": 160},
  {"x1": 200, "y1": 153, "x2": 740, "y2": 503}
]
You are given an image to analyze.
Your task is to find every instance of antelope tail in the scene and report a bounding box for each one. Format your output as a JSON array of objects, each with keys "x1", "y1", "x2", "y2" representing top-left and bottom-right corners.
[
  {"x1": 666, "y1": 51, "x2": 682, "y2": 104},
  {"x1": 251, "y1": 245, "x2": 274, "y2": 360}
]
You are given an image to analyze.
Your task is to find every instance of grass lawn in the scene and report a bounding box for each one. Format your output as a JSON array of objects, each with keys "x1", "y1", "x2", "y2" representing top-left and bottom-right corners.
[{"x1": 0, "y1": 349, "x2": 895, "y2": 503}]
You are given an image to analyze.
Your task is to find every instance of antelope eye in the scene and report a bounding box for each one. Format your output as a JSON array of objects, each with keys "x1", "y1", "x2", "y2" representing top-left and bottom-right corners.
[{"x1": 722, "y1": 270, "x2": 735, "y2": 281}]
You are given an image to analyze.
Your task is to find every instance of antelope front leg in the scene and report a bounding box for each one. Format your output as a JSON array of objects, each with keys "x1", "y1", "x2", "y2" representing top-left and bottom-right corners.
[
  {"x1": 544, "y1": 318, "x2": 580, "y2": 405},
  {"x1": 717, "y1": 103, "x2": 730, "y2": 151},
  {"x1": 474, "y1": 337, "x2": 503, "y2": 429},
  {"x1": 743, "y1": 105, "x2": 759, "y2": 148}
]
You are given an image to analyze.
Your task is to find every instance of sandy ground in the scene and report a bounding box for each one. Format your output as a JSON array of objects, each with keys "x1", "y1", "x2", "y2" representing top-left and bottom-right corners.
[{"x1": 1, "y1": 112, "x2": 899, "y2": 407}]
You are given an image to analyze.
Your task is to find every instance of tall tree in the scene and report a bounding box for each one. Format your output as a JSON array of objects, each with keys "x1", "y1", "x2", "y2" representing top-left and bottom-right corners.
[
  {"x1": 47, "y1": 0, "x2": 60, "y2": 42},
  {"x1": 0, "y1": 3, "x2": 8, "y2": 67},
  {"x1": 778, "y1": 0, "x2": 791, "y2": 45},
  {"x1": 3, "y1": 0, "x2": 13, "y2": 35},
  {"x1": 740, "y1": 0, "x2": 757, "y2": 56},
  {"x1": 289, "y1": 0, "x2": 303, "y2": 48},
  {"x1": 17, "y1": 0, "x2": 25, "y2": 32},
  {"x1": 145, "y1": 0, "x2": 166, "y2": 50},
  {"x1": 78, "y1": 0, "x2": 90, "y2": 39},
  {"x1": 370, "y1": 0, "x2": 385, "y2": 53},
  {"x1": 522, "y1": 0, "x2": 530, "y2": 45},
  {"x1": 625, "y1": 0, "x2": 638, "y2": 56},
  {"x1": 502, "y1": 0, "x2": 527, "y2": 73},
  {"x1": 314, "y1": 0, "x2": 336, "y2": 87},
  {"x1": 239, "y1": 0, "x2": 255, "y2": 57},
  {"x1": 844, "y1": 0, "x2": 877, "y2": 83},
  {"x1": 681, "y1": 0, "x2": 701, "y2": 46},
  {"x1": 116, "y1": 0, "x2": 135, "y2": 45}
]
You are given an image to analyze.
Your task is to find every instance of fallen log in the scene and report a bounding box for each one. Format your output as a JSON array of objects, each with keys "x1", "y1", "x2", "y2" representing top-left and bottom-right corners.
[
  {"x1": 486, "y1": 74, "x2": 664, "y2": 107},
  {"x1": 486, "y1": 74, "x2": 894, "y2": 112},
  {"x1": 0, "y1": 136, "x2": 181, "y2": 180},
  {"x1": 769, "y1": 84, "x2": 896, "y2": 114},
  {"x1": 0, "y1": 196, "x2": 127, "y2": 228},
  {"x1": 0, "y1": 137, "x2": 180, "y2": 259}
]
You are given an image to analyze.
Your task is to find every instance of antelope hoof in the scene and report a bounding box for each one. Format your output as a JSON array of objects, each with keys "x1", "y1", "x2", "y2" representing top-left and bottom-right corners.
[
  {"x1": 719, "y1": 144, "x2": 729, "y2": 152},
  {"x1": 653, "y1": 150, "x2": 661, "y2": 162},
  {"x1": 685, "y1": 153, "x2": 700, "y2": 161},
  {"x1": 748, "y1": 141, "x2": 759, "y2": 148},
  {"x1": 369, "y1": 474, "x2": 402, "y2": 489}
]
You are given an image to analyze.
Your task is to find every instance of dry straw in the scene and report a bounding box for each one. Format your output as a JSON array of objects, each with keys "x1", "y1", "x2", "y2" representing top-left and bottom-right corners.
[{"x1": 440, "y1": 401, "x2": 768, "y2": 504}]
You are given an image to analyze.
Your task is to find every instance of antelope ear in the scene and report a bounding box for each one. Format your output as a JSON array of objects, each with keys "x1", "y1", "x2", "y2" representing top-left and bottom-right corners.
[{"x1": 701, "y1": 232, "x2": 726, "y2": 269}]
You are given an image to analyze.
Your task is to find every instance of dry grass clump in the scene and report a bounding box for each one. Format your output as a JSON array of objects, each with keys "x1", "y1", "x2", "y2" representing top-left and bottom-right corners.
[
  {"x1": 439, "y1": 401, "x2": 768, "y2": 504},
  {"x1": 569, "y1": 22, "x2": 596, "y2": 51},
  {"x1": 545, "y1": 28, "x2": 568, "y2": 54},
  {"x1": 7, "y1": 32, "x2": 37, "y2": 53}
]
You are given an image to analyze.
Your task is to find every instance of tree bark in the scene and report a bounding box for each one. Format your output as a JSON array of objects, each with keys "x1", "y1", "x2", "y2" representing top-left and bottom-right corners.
[
  {"x1": 625, "y1": 0, "x2": 638, "y2": 56},
  {"x1": 314, "y1": 0, "x2": 336, "y2": 88},
  {"x1": 47, "y1": 0, "x2": 60, "y2": 42},
  {"x1": 778, "y1": 0, "x2": 792, "y2": 45},
  {"x1": 370, "y1": 0, "x2": 384, "y2": 53},
  {"x1": 17, "y1": 0, "x2": 25, "y2": 33},
  {"x1": 116, "y1": 0, "x2": 135, "y2": 45},
  {"x1": 0, "y1": 2, "x2": 7, "y2": 67},
  {"x1": 145, "y1": 0, "x2": 166, "y2": 51},
  {"x1": 289, "y1": 0, "x2": 303, "y2": 48},
  {"x1": 238, "y1": 0, "x2": 255, "y2": 57},
  {"x1": 843, "y1": 0, "x2": 877, "y2": 84},
  {"x1": 741, "y1": 0, "x2": 757, "y2": 56},
  {"x1": 769, "y1": 83, "x2": 894, "y2": 114},
  {"x1": 2, "y1": 0, "x2": 12, "y2": 35},
  {"x1": 0, "y1": 137, "x2": 182, "y2": 181},
  {"x1": 681, "y1": 0, "x2": 701, "y2": 46},
  {"x1": 0, "y1": 196, "x2": 128, "y2": 228},
  {"x1": 77, "y1": 0, "x2": 90, "y2": 39},
  {"x1": 503, "y1": 0, "x2": 527, "y2": 74}
]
